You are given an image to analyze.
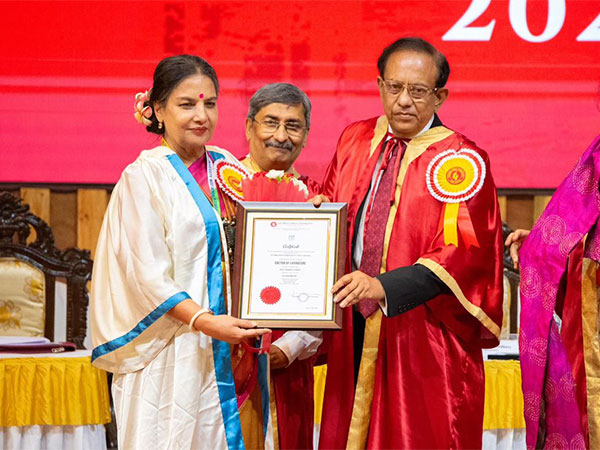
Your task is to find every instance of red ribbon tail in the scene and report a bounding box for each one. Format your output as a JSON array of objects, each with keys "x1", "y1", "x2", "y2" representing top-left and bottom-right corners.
[
  {"x1": 241, "y1": 333, "x2": 271, "y2": 355},
  {"x1": 241, "y1": 339, "x2": 258, "y2": 353},
  {"x1": 457, "y1": 202, "x2": 480, "y2": 249},
  {"x1": 260, "y1": 333, "x2": 271, "y2": 354}
]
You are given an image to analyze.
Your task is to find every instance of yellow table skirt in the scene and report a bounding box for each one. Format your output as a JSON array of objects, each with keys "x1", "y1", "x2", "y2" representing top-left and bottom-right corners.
[
  {"x1": 314, "y1": 360, "x2": 525, "y2": 430},
  {"x1": 0, "y1": 356, "x2": 111, "y2": 427},
  {"x1": 483, "y1": 360, "x2": 525, "y2": 429}
]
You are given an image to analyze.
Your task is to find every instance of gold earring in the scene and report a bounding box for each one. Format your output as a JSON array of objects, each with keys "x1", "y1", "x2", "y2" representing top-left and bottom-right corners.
[{"x1": 158, "y1": 121, "x2": 163, "y2": 130}]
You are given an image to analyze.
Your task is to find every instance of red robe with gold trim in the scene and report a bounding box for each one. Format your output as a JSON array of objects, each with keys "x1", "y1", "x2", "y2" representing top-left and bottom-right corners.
[
  {"x1": 318, "y1": 116, "x2": 503, "y2": 449},
  {"x1": 241, "y1": 156, "x2": 317, "y2": 450}
]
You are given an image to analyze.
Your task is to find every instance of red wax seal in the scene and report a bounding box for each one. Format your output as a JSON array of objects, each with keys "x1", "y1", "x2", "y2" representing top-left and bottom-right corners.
[{"x1": 260, "y1": 286, "x2": 281, "y2": 305}]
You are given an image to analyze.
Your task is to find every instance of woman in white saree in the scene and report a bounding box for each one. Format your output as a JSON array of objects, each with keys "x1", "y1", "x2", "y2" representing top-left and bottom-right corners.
[{"x1": 89, "y1": 55, "x2": 272, "y2": 450}]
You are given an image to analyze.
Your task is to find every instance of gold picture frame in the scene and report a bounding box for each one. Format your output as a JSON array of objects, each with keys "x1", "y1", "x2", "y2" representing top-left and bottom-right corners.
[{"x1": 231, "y1": 202, "x2": 346, "y2": 329}]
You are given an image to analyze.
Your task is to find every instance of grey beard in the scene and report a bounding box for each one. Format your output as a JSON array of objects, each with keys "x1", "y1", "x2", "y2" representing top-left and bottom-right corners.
[{"x1": 265, "y1": 140, "x2": 294, "y2": 151}]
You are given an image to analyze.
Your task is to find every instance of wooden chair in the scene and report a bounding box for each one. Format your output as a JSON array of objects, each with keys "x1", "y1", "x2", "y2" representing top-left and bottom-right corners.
[
  {"x1": 0, "y1": 191, "x2": 92, "y2": 347},
  {"x1": 0, "y1": 192, "x2": 119, "y2": 448}
]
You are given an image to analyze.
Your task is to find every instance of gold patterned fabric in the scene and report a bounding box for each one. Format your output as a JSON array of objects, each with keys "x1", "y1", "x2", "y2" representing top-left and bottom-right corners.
[
  {"x1": 581, "y1": 258, "x2": 600, "y2": 449},
  {"x1": 347, "y1": 311, "x2": 383, "y2": 449},
  {"x1": 0, "y1": 356, "x2": 111, "y2": 427},
  {"x1": 501, "y1": 275, "x2": 512, "y2": 339},
  {"x1": 0, "y1": 258, "x2": 45, "y2": 336}
]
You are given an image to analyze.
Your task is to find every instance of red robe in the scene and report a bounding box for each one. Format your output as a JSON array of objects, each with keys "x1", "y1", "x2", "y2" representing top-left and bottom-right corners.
[
  {"x1": 318, "y1": 116, "x2": 504, "y2": 449},
  {"x1": 241, "y1": 156, "x2": 317, "y2": 449},
  {"x1": 270, "y1": 330, "x2": 315, "y2": 450}
]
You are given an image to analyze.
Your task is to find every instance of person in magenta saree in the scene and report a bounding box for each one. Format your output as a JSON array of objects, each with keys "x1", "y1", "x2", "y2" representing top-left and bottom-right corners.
[{"x1": 519, "y1": 135, "x2": 600, "y2": 449}]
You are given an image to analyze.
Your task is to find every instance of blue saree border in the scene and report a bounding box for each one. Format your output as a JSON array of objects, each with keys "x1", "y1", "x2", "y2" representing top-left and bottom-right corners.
[
  {"x1": 257, "y1": 348, "x2": 270, "y2": 437},
  {"x1": 167, "y1": 152, "x2": 245, "y2": 450},
  {"x1": 91, "y1": 291, "x2": 189, "y2": 362}
]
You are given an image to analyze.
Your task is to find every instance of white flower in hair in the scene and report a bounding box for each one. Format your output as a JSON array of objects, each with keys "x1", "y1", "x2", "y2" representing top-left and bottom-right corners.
[{"x1": 133, "y1": 90, "x2": 153, "y2": 126}]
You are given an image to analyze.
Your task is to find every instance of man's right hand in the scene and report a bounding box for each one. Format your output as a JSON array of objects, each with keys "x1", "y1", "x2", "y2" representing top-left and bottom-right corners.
[
  {"x1": 195, "y1": 314, "x2": 271, "y2": 344},
  {"x1": 310, "y1": 194, "x2": 330, "y2": 208},
  {"x1": 504, "y1": 228, "x2": 531, "y2": 269}
]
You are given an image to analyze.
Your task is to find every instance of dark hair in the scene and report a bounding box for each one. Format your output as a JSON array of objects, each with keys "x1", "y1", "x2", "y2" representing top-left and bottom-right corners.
[
  {"x1": 247, "y1": 83, "x2": 312, "y2": 129},
  {"x1": 145, "y1": 55, "x2": 219, "y2": 135},
  {"x1": 377, "y1": 37, "x2": 450, "y2": 88}
]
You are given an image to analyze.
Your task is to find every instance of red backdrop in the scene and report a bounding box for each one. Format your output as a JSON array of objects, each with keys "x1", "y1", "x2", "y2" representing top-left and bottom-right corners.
[{"x1": 1, "y1": 0, "x2": 600, "y2": 188}]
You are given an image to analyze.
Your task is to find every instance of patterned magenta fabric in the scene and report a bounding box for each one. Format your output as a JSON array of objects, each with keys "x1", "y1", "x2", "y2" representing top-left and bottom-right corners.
[
  {"x1": 188, "y1": 154, "x2": 231, "y2": 217},
  {"x1": 519, "y1": 135, "x2": 600, "y2": 449},
  {"x1": 188, "y1": 156, "x2": 209, "y2": 193},
  {"x1": 357, "y1": 138, "x2": 403, "y2": 318}
]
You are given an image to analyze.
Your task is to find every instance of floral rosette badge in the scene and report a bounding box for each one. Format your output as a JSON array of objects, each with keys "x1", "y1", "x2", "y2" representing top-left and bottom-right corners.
[
  {"x1": 213, "y1": 160, "x2": 250, "y2": 202},
  {"x1": 213, "y1": 163, "x2": 309, "y2": 203},
  {"x1": 426, "y1": 148, "x2": 484, "y2": 248}
]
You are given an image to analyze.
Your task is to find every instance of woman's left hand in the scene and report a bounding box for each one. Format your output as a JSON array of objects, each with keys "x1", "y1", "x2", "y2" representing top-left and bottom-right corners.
[
  {"x1": 195, "y1": 314, "x2": 271, "y2": 344},
  {"x1": 332, "y1": 270, "x2": 385, "y2": 308}
]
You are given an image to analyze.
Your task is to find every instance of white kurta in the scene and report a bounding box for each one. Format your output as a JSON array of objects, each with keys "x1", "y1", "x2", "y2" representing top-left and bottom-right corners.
[{"x1": 90, "y1": 146, "x2": 272, "y2": 449}]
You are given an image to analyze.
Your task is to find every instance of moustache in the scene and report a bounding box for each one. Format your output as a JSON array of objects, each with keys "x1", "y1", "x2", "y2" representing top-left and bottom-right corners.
[{"x1": 265, "y1": 140, "x2": 294, "y2": 151}]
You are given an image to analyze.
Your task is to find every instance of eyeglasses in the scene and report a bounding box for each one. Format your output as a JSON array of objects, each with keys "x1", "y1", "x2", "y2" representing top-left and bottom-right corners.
[
  {"x1": 253, "y1": 119, "x2": 307, "y2": 138},
  {"x1": 381, "y1": 79, "x2": 438, "y2": 100}
]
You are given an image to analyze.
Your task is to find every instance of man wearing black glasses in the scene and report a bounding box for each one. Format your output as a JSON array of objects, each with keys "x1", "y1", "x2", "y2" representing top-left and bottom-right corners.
[
  {"x1": 241, "y1": 82, "x2": 322, "y2": 450},
  {"x1": 317, "y1": 37, "x2": 504, "y2": 449}
]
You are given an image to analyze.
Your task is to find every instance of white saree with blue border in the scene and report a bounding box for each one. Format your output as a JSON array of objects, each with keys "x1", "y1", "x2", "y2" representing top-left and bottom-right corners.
[{"x1": 89, "y1": 145, "x2": 273, "y2": 450}]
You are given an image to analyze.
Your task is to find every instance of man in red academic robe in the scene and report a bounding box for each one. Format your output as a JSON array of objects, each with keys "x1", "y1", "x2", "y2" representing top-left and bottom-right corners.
[
  {"x1": 242, "y1": 82, "x2": 322, "y2": 449},
  {"x1": 316, "y1": 37, "x2": 504, "y2": 449}
]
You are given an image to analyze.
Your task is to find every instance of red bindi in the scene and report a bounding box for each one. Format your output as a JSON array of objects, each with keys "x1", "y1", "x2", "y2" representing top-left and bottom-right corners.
[{"x1": 199, "y1": 93, "x2": 204, "y2": 99}]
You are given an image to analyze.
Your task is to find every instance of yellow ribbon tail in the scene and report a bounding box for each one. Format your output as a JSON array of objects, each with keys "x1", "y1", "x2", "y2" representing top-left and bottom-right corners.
[{"x1": 443, "y1": 202, "x2": 459, "y2": 246}]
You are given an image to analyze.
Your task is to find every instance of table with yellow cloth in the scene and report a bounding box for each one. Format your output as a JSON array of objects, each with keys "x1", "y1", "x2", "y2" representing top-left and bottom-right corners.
[
  {"x1": 0, "y1": 350, "x2": 111, "y2": 450},
  {"x1": 313, "y1": 360, "x2": 525, "y2": 449}
]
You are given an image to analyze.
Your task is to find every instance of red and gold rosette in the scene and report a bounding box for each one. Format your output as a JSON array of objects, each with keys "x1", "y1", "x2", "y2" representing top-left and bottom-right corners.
[
  {"x1": 213, "y1": 159, "x2": 250, "y2": 202},
  {"x1": 426, "y1": 149, "x2": 485, "y2": 248}
]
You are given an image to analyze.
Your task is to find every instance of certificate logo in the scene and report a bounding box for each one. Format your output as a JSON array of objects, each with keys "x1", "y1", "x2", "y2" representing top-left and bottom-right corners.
[
  {"x1": 260, "y1": 286, "x2": 281, "y2": 305},
  {"x1": 271, "y1": 221, "x2": 277, "y2": 227},
  {"x1": 297, "y1": 293, "x2": 309, "y2": 303}
]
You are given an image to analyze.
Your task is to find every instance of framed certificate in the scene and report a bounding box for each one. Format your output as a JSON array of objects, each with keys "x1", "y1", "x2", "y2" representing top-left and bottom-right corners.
[{"x1": 231, "y1": 202, "x2": 347, "y2": 329}]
